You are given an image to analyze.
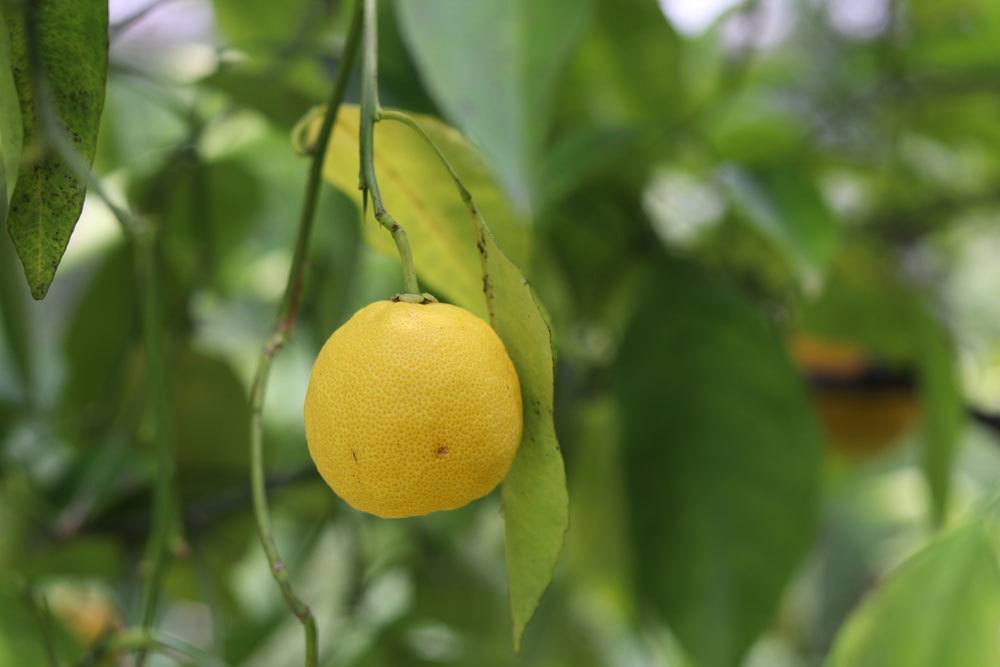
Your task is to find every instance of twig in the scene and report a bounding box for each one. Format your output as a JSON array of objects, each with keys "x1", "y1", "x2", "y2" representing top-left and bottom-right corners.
[
  {"x1": 247, "y1": 3, "x2": 363, "y2": 667},
  {"x1": 359, "y1": 0, "x2": 420, "y2": 296}
]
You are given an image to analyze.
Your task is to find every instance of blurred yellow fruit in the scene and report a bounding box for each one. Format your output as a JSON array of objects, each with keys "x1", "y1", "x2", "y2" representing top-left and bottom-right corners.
[
  {"x1": 304, "y1": 300, "x2": 523, "y2": 518},
  {"x1": 48, "y1": 583, "x2": 120, "y2": 646},
  {"x1": 789, "y1": 333, "x2": 920, "y2": 457}
]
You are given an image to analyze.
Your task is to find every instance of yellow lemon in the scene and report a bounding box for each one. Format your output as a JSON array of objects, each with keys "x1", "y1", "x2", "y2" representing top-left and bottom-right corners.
[{"x1": 304, "y1": 299, "x2": 523, "y2": 518}]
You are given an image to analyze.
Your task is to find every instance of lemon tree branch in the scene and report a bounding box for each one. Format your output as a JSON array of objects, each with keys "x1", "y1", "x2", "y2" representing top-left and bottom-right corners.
[
  {"x1": 246, "y1": 4, "x2": 363, "y2": 667},
  {"x1": 359, "y1": 0, "x2": 420, "y2": 295}
]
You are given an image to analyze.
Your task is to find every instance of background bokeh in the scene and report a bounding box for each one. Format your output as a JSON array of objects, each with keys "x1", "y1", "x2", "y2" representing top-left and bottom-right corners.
[{"x1": 2, "y1": 0, "x2": 1000, "y2": 665}]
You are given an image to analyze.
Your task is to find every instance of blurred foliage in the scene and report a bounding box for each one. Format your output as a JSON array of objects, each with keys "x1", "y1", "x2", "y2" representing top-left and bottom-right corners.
[{"x1": 2, "y1": 0, "x2": 1000, "y2": 665}]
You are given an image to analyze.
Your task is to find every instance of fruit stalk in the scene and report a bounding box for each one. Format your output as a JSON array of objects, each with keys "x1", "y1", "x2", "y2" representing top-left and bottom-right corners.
[
  {"x1": 247, "y1": 3, "x2": 364, "y2": 667},
  {"x1": 359, "y1": 0, "x2": 420, "y2": 295}
]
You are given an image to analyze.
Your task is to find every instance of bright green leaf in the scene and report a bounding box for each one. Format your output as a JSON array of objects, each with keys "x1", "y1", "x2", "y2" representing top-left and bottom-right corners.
[
  {"x1": 3, "y1": 0, "x2": 108, "y2": 299},
  {"x1": 397, "y1": 0, "x2": 591, "y2": 214},
  {"x1": 318, "y1": 104, "x2": 530, "y2": 315},
  {"x1": 479, "y1": 213, "x2": 567, "y2": 652},
  {"x1": 827, "y1": 520, "x2": 1000, "y2": 667},
  {"x1": 616, "y1": 259, "x2": 822, "y2": 667}
]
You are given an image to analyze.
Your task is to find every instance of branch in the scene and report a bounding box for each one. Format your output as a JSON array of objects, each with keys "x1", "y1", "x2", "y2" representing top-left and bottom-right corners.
[
  {"x1": 359, "y1": 0, "x2": 420, "y2": 296},
  {"x1": 247, "y1": 4, "x2": 364, "y2": 667}
]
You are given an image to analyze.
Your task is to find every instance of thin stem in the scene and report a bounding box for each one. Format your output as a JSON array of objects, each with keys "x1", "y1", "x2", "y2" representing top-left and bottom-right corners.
[
  {"x1": 376, "y1": 109, "x2": 494, "y2": 319},
  {"x1": 359, "y1": 0, "x2": 419, "y2": 295},
  {"x1": 247, "y1": 4, "x2": 363, "y2": 667},
  {"x1": 21, "y1": 6, "x2": 177, "y2": 666},
  {"x1": 103, "y1": 627, "x2": 225, "y2": 666}
]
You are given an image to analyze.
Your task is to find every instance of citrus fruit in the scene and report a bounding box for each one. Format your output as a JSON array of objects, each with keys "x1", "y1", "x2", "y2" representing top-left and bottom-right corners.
[
  {"x1": 304, "y1": 299, "x2": 523, "y2": 518},
  {"x1": 789, "y1": 333, "x2": 919, "y2": 457}
]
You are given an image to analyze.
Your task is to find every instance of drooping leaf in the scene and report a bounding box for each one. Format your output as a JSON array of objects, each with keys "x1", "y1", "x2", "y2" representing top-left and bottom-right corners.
[
  {"x1": 3, "y1": 0, "x2": 108, "y2": 299},
  {"x1": 827, "y1": 519, "x2": 1000, "y2": 667},
  {"x1": 397, "y1": 0, "x2": 591, "y2": 214},
  {"x1": 478, "y1": 207, "x2": 567, "y2": 652},
  {"x1": 317, "y1": 104, "x2": 530, "y2": 316},
  {"x1": 320, "y1": 106, "x2": 566, "y2": 649},
  {"x1": 616, "y1": 259, "x2": 822, "y2": 667}
]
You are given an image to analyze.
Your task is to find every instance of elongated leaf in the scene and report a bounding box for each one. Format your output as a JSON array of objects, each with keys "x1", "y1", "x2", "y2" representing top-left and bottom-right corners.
[
  {"x1": 397, "y1": 0, "x2": 590, "y2": 214},
  {"x1": 828, "y1": 520, "x2": 1000, "y2": 667},
  {"x1": 3, "y1": 0, "x2": 108, "y2": 299},
  {"x1": 0, "y1": 8, "x2": 21, "y2": 209},
  {"x1": 319, "y1": 107, "x2": 566, "y2": 650},
  {"x1": 479, "y1": 208, "x2": 567, "y2": 651},
  {"x1": 616, "y1": 259, "x2": 821, "y2": 667},
  {"x1": 916, "y1": 315, "x2": 964, "y2": 526},
  {"x1": 317, "y1": 105, "x2": 529, "y2": 316}
]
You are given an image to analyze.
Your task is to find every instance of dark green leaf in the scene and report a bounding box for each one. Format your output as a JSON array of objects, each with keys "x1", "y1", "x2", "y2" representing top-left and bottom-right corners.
[
  {"x1": 827, "y1": 519, "x2": 1000, "y2": 667},
  {"x1": 3, "y1": 0, "x2": 108, "y2": 299},
  {"x1": 616, "y1": 259, "x2": 821, "y2": 667},
  {"x1": 168, "y1": 347, "x2": 250, "y2": 475},
  {"x1": 397, "y1": 0, "x2": 591, "y2": 214},
  {"x1": 717, "y1": 165, "x2": 840, "y2": 278}
]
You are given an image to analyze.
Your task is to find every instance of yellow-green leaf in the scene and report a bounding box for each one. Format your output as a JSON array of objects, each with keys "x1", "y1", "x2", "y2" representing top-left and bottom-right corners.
[
  {"x1": 317, "y1": 104, "x2": 530, "y2": 317},
  {"x1": 318, "y1": 106, "x2": 567, "y2": 650}
]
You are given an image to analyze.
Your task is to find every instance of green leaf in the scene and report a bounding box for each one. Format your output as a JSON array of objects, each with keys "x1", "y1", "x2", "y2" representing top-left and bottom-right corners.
[
  {"x1": 0, "y1": 8, "x2": 21, "y2": 209},
  {"x1": 827, "y1": 520, "x2": 1000, "y2": 667},
  {"x1": 916, "y1": 316, "x2": 964, "y2": 526},
  {"x1": 480, "y1": 207, "x2": 567, "y2": 652},
  {"x1": 906, "y1": 0, "x2": 1000, "y2": 75},
  {"x1": 3, "y1": 0, "x2": 108, "y2": 299},
  {"x1": 59, "y1": 244, "x2": 138, "y2": 438},
  {"x1": 616, "y1": 259, "x2": 822, "y2": 667},
  {"x1": 319, "y1": 104, "x2": 530, "y2": 315},
  {"x1": 321, "y1": 107, "x2": 566, "y2": 650},
  {"x1": 717, "y1": 165, "x2": 840, "y2": 278},
  {"x1": 167, "y1": 347, "x2": 250, "y2": 475},
  {"x1": 396, "y1": 0, "x2": 591, "y2": 214},
  {"x1": 560, "y1": 0, "x2": 682, "y2": 126},
  {"x1": 212, "y1": 0, "x2": 320, "y2": 55}
]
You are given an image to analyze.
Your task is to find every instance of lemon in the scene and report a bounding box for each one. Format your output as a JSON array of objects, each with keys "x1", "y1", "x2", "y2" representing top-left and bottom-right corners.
[{"x1": 304, "y1": 299, "x2": 523, "y2": 518}]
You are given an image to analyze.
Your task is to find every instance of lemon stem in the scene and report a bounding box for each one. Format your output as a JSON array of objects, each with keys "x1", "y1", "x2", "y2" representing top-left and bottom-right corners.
[
  {"x1": 247, "y1": 3, "x2": 364, "y2": 667},
  {"x1": 359, "y1": 0, "x2": 420, "y2": 296}
]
